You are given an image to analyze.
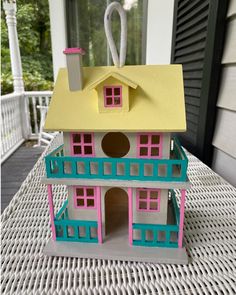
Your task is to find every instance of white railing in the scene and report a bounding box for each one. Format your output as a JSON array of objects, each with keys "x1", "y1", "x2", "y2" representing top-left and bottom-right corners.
[
  {"x1": 25, "y1": 91, "x2": 52, "y2": 138},
  {"x1": 1, "y1": 93, "x2": 25, "y2": 163},
  {"x1": 1, "y1": 90, "x2": 52, "y2": 163}
]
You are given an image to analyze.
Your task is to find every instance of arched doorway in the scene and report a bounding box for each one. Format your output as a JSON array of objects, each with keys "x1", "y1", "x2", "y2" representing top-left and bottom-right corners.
[{"x1": 105, "y1": 188, "x2": 129, "y2": 240}]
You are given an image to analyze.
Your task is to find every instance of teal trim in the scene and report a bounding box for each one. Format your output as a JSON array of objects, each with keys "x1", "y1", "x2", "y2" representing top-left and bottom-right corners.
[
  {"x1": 55, "y1": 219, "x2": 98, "y2": 243},
  {"x1": 55, "y1": 199, "x2": 68, "y2": 220},
  {"x1": 45, "y1": 139, "x2": 188, "y2": 182},
  {"x1": 171, "y1": 190, "x2": 180, "y2": 225},
  {"x1": 132, "y1": 222, "x2": 179, "y2": 248},
  {"x1": 54, "y1": 199, "x2": 98, "y2": 243}
]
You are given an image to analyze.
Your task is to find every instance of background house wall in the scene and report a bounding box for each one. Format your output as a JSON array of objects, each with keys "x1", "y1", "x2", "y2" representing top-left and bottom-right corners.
[{"x1": 212, "y1": 0, "x2": 236, "y2": 187}]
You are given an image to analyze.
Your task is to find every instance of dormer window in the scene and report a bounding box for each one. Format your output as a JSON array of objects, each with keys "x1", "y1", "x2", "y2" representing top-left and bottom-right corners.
[{"x1": 104, "y1": 86, "x2": 122, "y2": 107}]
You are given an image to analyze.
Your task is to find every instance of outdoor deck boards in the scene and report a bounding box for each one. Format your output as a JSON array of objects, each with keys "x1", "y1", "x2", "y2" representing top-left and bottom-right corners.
[{"x1": 1, "y1": 143, "x2": 44, "y2": 213}]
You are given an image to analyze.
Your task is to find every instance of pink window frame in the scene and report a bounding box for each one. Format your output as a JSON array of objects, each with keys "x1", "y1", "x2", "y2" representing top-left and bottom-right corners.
[
  {"x1": 136, "y1": 188, "x2": 161, "y2": 212},
  {"x1": 137, "y1": 133, "x2": 163, "y2": 158},
  {"x1": 73, "y1": 186, "x2": 97, "y2": 209},
  {"x1": 103, "y1": 86, "x2": 122, "y2": 107},
  {"x1": 70, "y1": 132, "x2": 95, "y2": 157}
]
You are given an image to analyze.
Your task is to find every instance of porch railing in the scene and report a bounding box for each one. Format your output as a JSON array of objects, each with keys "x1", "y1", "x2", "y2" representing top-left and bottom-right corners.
[
  {"x1": 132, "y1": 190, "x2": 180, "y2": 248},
  {"x1": 45, "y1": 139, "x2": 188, "y2": 182},
  {"x1": 1, "y1": 91, "x2": 52, "y2": 163},
  {"x1": 54, "y1": 199, "x2": 98, "y2": 243}
]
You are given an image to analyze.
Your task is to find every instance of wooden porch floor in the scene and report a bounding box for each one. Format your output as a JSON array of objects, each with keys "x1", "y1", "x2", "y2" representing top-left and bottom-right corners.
[{"x1": 1, "y1": 142, "x2": 45, "y2": 213}]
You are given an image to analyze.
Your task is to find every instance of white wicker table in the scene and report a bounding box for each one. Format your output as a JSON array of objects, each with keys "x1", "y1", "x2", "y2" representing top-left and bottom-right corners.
[{"x1": 1, "y1": 135, "x2": 236, "y2": 294}]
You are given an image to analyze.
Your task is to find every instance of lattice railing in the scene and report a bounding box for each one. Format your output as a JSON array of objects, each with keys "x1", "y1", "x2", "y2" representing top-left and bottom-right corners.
[{"x1": 1, "y1": 91, "x2": 52, "y2": 163}]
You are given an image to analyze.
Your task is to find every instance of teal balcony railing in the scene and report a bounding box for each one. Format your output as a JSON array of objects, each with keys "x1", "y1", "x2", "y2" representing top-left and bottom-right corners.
[
  {"x1": 54, "y1": 199, "x2": 98, "y2": 243},
  {"x1": 45, "y1": 138, "x2": 188, "y2": 182}
]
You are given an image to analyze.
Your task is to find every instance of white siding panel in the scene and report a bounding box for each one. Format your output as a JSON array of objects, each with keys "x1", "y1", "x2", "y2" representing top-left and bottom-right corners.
[
  {"x1": 212, "y1": 148, "x2": 236, "y2": 187},
  {"x1": 227, "y1": 0, "x2": 236, "y2": 18},
  {"x1": 217, "y1": 65, "x2": 236, "y2": 111},
  {"x1": 222, "y1": 18, "x2": 236, "y2": 64},
  {"x1": 212, "y1": 109, "x2": 236, "y2": 158}
]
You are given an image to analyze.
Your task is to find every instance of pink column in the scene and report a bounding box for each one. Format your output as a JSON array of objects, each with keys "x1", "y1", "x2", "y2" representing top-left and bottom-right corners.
[
  {"x1": 96, "y1": 186, "x2": 102, "y2": 243},
  {"x1": 178, "y1": 189, "x2": 186, "y2": 248},
  {"x1": 128, "y1": 188, "x2": 133, "y2": 246},
  {"x1": 47, "y1": 184, "x2": 56, "y2": 241}
]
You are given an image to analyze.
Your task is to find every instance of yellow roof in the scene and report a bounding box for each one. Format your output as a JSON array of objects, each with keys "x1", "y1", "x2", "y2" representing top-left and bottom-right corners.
[{"x1": 44, "y1": 65, "x2": 186, "y2": 132}]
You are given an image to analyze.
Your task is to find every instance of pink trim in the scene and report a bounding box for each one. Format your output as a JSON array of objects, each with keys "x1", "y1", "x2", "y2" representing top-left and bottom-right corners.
[
  {"x1": 73, "y1": 186, "x2": 97, "y2": 209},
  {"x1": 47, "y1": 185, "x2": 56, "y2": 241},
  {"x1": 104, "y1": 86, "x2": 122, "y2": 107},
  {"x1": 63, "y1": 47, "x2": 85, "y2": 55},
  {"x1": 137, "y1": 133, "x2": 163, "y2": 159},
  {"x1": 128, "y1": 188, "x2": 133, "y2": 246},
  {"x1": 96, "y1": 187, "x2": 102, "y2": 244},
  {"x1": 70, "y1": 132, "x2": 95, "y2": 157},
  {"x1": 178, "y1": 189, "x2": 186, "y2": 248},
  {"x1": 136, "y1": 188, "x2": 161, "y2": 212}
]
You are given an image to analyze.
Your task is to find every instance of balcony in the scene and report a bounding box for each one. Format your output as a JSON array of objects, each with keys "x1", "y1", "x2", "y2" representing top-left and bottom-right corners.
[
  {"x1": 45, "y1": 138, "x2": 188, "y2": 182},
  {"x1": 53, "y1": 190, "x2": 180, "y2": 248}
]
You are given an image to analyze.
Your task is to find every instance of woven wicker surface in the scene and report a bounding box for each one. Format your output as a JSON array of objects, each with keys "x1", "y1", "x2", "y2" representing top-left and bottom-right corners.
[{"x1": 1, "y1": 135, "x2": 236, "y2": 294}]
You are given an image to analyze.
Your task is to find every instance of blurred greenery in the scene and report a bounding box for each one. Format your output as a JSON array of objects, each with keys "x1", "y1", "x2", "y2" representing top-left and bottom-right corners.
[
  {"x1": 66, "y1": 0, "x2": 144, "y2": 66},
  {"x1": 1, "y1": 0, "x2": 144, "y2": 95},
  {"x1": 1, "y1": 0, "x2": 53, "y2": 95}
]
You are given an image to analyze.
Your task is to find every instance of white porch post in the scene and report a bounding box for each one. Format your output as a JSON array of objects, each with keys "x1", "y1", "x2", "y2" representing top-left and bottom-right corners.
[
  {"x1": 3, "y1": 0, "x2": 24, "y2": 93},
  {"x1": 48, "y1": 0, "x2": 67, "y2": 81},
  {"x1": 3, "y1": 0, "x2": 31, "y2": 139},
  {"x1": 146, "y1": 0, "x2": 175, "y2": 64}
]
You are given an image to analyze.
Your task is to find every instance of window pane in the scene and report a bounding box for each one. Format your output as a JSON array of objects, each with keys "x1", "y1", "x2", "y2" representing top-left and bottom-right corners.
[
  {"x1": 106, "y1": 97, "x2": 113, "y2": 105},
  {"x1": 84, "y1": 134, "x2": 92, "y2": 143},
  {"x1": 77, "y1": 199, "x2": 84, "y2": 207},
  {"x1": 84, "y1": 146, "x2": 93, "y2": 154},
  {"x1": 150, "y1": 202, "x2": 158, "y2": 210},
  {"x1": 140, "y1": 147, "x2": 148, "y2": 156},
  {"x1": 74, "y1": 146, "x2": 82, "y2": 154},
  {"x1": 139, "y1": 201, "x2": 147, "y2": 210},
  {"x1": 114, "y1": 87, "x2": 120, "y2": 95},
  {"x1": 73, "y1": 134, "x2": 81, "y2": 143},
  {"x1": 86, "y1": 188, "x2": 94, "y2": 196},
  {"x1": 114, "y1": 97, "x2": 121, "y2": 105},
  {"x1": 87, "y1": 199, "x2": 95, "y2": 207},
  {"x1": 151, "y1": 147, "x2": 159, "y2": 156},
  {"x1": 66, "y1": 0, "x2": 146, "y2": 66},
  {"x1": 140, "y1": 135, "x2": 148, "y2": 144},
  {"x1": 106, "y1": 87, "x2": 112, "y2": 96},
  {"x1": 76, "y1": 188, "x2": 84, "y2": 196},
  {"x1": 150, "y1": 191, "x2": 158, "y2": 199},
  {"x1": 152, "y1": 135, "x2": 160, "y2": 144}
]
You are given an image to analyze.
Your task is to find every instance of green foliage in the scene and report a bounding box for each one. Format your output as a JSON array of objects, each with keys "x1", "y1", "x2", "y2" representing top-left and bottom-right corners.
[{"x1": 1, "y1": 0, "x2": 53, "y2": 95}]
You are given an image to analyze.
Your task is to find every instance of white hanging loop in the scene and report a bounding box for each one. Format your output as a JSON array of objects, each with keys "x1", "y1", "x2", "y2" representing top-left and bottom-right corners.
[{"x1": 104, "y1": 2, "x2": 127, "y2": 67}]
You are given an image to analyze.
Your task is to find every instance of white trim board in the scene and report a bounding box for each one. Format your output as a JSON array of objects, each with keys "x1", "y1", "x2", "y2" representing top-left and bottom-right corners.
[
  {"x1": 42, "y1": 177, "x2": 191, "y2": 189},
  {"x1": 44, "y1": 239, "x2": 188, "y2": 265}
]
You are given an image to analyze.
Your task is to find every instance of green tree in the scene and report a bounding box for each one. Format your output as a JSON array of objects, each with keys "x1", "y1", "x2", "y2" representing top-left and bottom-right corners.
[{"x1": 1, "y1": 0, "x2": 53, "y2": 95}]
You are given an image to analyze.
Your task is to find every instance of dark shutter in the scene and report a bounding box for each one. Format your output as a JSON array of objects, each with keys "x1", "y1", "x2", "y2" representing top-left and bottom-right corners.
[{"x1": 171, "y1": 0, "x2": 228, "y2": 165}]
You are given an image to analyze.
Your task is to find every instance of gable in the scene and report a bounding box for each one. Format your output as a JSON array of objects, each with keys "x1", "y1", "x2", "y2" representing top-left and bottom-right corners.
[{"x1": 87, "y1": 72, "x2": 138, "y2": 90}]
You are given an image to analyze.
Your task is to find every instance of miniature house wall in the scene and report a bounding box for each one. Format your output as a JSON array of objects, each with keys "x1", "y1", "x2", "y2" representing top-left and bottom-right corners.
[
  {"x1": 63, "y1": 132, "x2": 171, "y2": 159},
  {"x1": 66, "y1": 185, "x2": 169, "y2": 239}
]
